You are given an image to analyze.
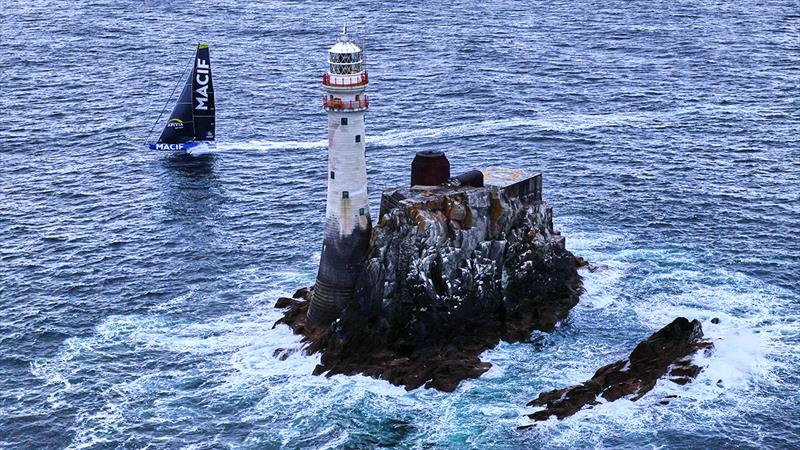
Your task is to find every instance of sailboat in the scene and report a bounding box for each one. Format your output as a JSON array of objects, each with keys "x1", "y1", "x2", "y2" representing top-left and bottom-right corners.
[{"x1": 149, "y1": 43, "x2": 215, "y2": 154}]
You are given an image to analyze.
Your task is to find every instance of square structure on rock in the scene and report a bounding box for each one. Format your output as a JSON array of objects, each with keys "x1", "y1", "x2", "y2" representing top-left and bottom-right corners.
[{"x1": 482, "y1": 167, "x2": 542, "y2": 201}]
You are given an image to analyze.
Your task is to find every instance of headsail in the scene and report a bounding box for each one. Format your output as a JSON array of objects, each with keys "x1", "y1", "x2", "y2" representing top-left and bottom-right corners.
[
  {"x1": 157, "y1": 70, "x2": 194, "y2": 144},
  {"x1": 156, "y1": 43, "x2": 215, "y2": 145},
  {"x1": 192, "y1": 44, "x2": 215, "y2": 141}
]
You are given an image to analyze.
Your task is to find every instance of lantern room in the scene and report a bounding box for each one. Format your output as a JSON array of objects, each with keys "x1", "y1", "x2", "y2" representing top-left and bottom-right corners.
[
  {"x1": 323, "y1": 25, "x2": 368, "y2": 88},
  {"x1": 329, "y1": 42, "x2": 363, "y2": 75}
]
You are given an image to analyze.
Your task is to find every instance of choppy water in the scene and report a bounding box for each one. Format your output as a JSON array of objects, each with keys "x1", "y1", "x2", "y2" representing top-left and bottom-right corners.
[{"x1": 2, "y1": 0, "x2": 799, "y2": 448}]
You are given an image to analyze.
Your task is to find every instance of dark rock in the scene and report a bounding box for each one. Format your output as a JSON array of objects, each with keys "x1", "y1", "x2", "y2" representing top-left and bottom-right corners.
[
  {"x1": 523, "y1": 317, "x2": 714, "y2": 423},
  {"x1": 293, "y1": 287, "x2": 312, "y2": 300},
  {"x1": 711, "y1": 317, "x2": 720, "y2": 324},
  {"x1": 274, "y1": 297, "x2": 298, "y2": 309},
  {"x1": 272, "y1": 297, "x2": 310, "y2": 335},
  {"x1": 272, "y1": 348, "x2": 290, "y2": 361},
  {"x1": 277, "y1": 183, "x2": 583, "y2": 391},
  {"x1": 669, "y1": 363, "x2": 702, "y2": 379},
  {"x1": 312, "y1": 364, "x2": 327, "y2": 376}
]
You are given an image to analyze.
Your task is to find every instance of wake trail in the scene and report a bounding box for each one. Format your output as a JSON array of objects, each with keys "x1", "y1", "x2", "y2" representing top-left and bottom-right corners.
[
  {"x1": 210, "y1": 104, "x2": 750, "y2": 153},
  {"x1": 214, "y1": 139, "x2": 328, "y2": 152}
]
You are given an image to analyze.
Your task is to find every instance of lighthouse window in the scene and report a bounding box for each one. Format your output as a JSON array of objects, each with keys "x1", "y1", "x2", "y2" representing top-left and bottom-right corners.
[
  {"x1": 342, "y1": 191, "x2": 349, "y2": 199},
  {"x1": 341, "y1": 117, "x2": 348, "y2": 125},
  {"x1": 355, "y1": 135, "x2": 361, "y2": 143},
  {"x1": 359, "y1": 208, "x2": 365, "y2": 216},
  {"x1": 330, "y1": 171, "x2": 335, "y2": 179}
]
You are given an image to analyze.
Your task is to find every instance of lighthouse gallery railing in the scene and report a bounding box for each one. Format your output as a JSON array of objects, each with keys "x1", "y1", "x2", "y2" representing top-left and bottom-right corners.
[
  {"x1": 322, "y1": 72, "x2": 369, "y2": 87},
  {"x1": 323, "y1": 96, "x2": 369, "y2": 110}
]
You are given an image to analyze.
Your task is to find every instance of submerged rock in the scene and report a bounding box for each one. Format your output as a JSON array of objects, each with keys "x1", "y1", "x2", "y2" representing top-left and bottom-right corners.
[
  {"x1": 275, "y1": 182, "x2": 583, "y2": 391},
  {"x1": 523, "y1": 317, "x2": 714, "y2": 424}
]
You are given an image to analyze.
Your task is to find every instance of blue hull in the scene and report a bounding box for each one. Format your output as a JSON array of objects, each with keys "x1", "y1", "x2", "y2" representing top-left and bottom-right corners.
[{"x1": 148, "y1": 141, "x2": 215, "y2": 153}]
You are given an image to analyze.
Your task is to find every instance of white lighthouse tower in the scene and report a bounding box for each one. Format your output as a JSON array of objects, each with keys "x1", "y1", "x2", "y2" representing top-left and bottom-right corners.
[{"x1": 308, "y1": 26, "x2": 372, "y2": 326}]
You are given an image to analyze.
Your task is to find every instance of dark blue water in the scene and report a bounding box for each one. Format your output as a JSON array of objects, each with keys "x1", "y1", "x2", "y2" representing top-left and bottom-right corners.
[{"x1": 2, "y1": 0, "x2": 799, "y2": 448}]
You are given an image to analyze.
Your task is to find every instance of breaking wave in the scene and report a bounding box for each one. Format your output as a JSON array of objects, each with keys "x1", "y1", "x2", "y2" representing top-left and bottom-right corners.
[
  {"x1": 28, "y1": 230, "x2": 798, "y2": 448},
  {"x1": 513, "y1": 227, "x2": 799, "y2": 448}
]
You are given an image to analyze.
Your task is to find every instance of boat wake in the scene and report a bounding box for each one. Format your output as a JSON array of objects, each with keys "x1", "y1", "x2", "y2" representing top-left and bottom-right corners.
[
  {"x1": 185, "y1": 143, "x2": 214, "y2": 156},
  {"x1": 207, "y1": 105, "x2": 763, "y2": 154},
  {"x1": 214, "y1": 139, "x2": 327, "y2": 152}
]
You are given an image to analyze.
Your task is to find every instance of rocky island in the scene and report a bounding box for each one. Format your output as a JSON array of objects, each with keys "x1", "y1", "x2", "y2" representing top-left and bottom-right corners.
[
  {"x1": 275, "y1": 156, "x2": 585, "y2": 391},
  {"x1": 279, "y1": 30, "x2": 587, "y2": 392},
  {"x1": 270, "y1": 28, "x2": 715, "y2": 426}
]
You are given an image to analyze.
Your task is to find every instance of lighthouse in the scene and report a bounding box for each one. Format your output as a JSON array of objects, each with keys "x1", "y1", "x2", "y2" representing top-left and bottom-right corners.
[{"x1": 308, "y1": 26, "x2": 372, "y2": 327}]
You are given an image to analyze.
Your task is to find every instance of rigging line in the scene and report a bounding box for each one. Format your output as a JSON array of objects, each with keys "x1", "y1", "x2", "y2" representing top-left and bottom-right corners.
[{"x1": 145, "y1": 49, "x2": 196, "y2": 144}]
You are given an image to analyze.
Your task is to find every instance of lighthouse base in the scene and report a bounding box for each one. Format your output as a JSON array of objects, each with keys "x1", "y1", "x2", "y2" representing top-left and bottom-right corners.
[{"x1": 307, "y1": 223, "x2": 372, "y2": 326}]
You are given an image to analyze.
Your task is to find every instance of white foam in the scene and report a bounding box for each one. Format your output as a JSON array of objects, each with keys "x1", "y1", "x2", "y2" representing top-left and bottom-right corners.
[
  {"x1": 635, "y1": 283, "x2": 790, "y2": 394},
  {"x1": 214, "y1": 139, "x2": 326, "y2": 152},
  {"x1": 34, "y1": 242, "x2": 797, "y2": 449},
  {"x1": 577, "y1": 260, "x2": 629, "y2": 310},
  {"x1": 186, "y1": 143, "x2": 213, "y2": 156},
  {"x1": 559, "y1": 228, "x2": 624, "y2": 255},
  {"x1": 149, "y1": 290, "x2": 194, "y2": 312},
  {"x1": 505, "y1": 232, "x2": 797, "y2": 446}
]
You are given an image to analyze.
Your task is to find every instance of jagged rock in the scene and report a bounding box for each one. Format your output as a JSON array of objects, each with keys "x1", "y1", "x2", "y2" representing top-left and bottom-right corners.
[
  {"x1": 274, "y1": 297, "x2": 298, "y2": 309},
  {"x1": 276, "y1": 183, "x2": 583, "y2": 391},
  {"x1": 524, "y1": 317, "x2": 714, "y2": 423},
  {"x1": 272, "y1": 348, "x2": 291, "y2": 361},
  {"x1": 292, "y1": 287, "x2": 311, "y2": 300}
]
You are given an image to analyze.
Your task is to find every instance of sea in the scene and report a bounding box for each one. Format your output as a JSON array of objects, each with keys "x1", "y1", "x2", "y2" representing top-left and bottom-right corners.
[{"x1": 1, "y1": 0, "x2": 798, "y2": 448}]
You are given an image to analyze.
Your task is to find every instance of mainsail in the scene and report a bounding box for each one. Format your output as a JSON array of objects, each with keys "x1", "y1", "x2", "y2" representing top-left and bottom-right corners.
[
  {"x1": 192, "y1": 44, "x2": 215, "y2": 141},
  {"x1": 156, "y1": 43, "x2": 215, "y2": 145}
]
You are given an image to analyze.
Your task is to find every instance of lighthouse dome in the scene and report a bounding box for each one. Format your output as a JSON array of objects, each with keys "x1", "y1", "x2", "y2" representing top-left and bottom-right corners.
[
  {"x1": 329, "y1": 40, "x2": 361, "y2": 55},
  {"x1": 328, "y1": 33, "x2": 364, "y2": 75}
]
